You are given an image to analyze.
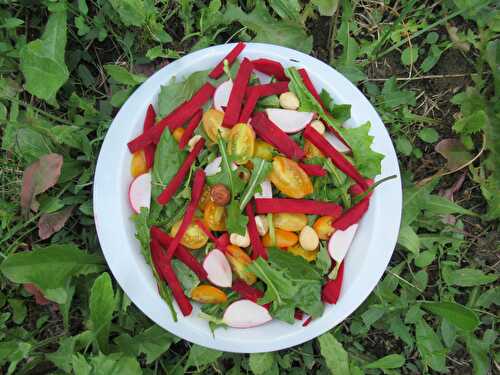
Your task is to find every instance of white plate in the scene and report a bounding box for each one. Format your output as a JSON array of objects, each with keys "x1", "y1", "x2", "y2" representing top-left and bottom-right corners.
[{"x1": 93, "y1": 43, "x2": 402, "y2": 353}]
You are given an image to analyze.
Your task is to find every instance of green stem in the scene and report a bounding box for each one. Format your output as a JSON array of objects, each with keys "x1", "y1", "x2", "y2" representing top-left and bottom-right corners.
[
  {"x1": 354, "y1": 174, "x2": 398, "y2": 203},
  {"x1": 328, "y1": 262, "x2": 341, "y2": 280}
]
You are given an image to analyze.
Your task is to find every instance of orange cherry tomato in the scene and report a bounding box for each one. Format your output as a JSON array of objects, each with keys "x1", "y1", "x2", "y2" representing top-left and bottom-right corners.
[
  {"x1": 172, "y1": 127, "x2": 184, "y2": 142},
  {"x1": 273, "y1": 213, "x2": 308, "y2": 232},
  {"x1": 262, "y1": 228, "x2": 298, "y2": 248},
  {"x1": 170, "y1": 219, "x2": 208, "y2": 249},
  {"x1": 269, "y1": 156, "x2": 313, "y2": 198},
  {"x1": 226, "y1": 245, "x2": 256, "y2": 285},
  {"x1": 203, "y1": 201, "x2": 226, "y2": 231},
  {"x1": 254, "y1": 139, "x2": 274, "y2": 161},
  {"x1": 227, "y1": 123, "x2": 255, "y2": 164},
  {"x1": 304, "y1": 139, "x2": 324, "y2": 159},
  {"x1": 313, "y1": 216, "x2": 336, "y2": 240},
  {"x1": 287, "y1": 245, "x2": 319, "y2": 262},
  {"x1": 191, "y1": 285, "x2": 228, "y2": 304},
  {"x1": 130, "y1": 150, "x2": 148, "y2": 177},
  {"x1": 202, "y1": 109, "x2": 228, "y2": 142}
]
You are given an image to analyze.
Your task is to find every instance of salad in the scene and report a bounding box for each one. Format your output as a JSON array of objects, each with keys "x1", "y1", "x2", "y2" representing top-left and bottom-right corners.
[{"x1": 127, "y1": 42, "x2": 391, "y2": 329}]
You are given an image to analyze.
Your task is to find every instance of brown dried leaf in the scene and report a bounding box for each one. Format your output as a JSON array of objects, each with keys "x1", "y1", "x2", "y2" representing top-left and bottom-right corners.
[
  {"x1": 20, "y1": 154, "x2": 63, "y2": 213},
  {"x1": 439, "y1": 172, "x2": 467, "y2": 225},
  {"x1": 435, "y1": 139, "x2": 472, "y2": 171},
  {"x1": 24, "y1": 283, "x2": 50, "y2": 305},
  {"x1": 38, "y1": 206, "x2": 73, "y2": 240}
]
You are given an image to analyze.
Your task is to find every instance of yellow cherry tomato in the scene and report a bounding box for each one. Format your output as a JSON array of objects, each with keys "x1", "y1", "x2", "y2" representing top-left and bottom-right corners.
[
  {"x1": 172, "y1": 127, "x2": 184, "y2": 142},
  {"x1": 170, "y1": 219, "x2": 208, "y2": 249},
  {"x1": 254, "y1": 139, "x2": 274, "y2": 161},
  {"x1": 227, "y1": 123, "x2": 255, "y2": 164},
  {"x1": 313, "y1": 216, "x2": 336, "y2": 240},
  {"x1": 273, "y1": 213, "x2": 308, "y2": 232},
  {"x1": 304, "y1": 139, "x2": 324, "y2": 159},
  {"x1": 269, "y1": 156, "x2": 313, "y2": 198},
  {"x1": 287, "y1": 245, "x2": 319, "y2": 262},
  {"x1": 203, "y1": 200, "x2": 227, "y2": 231},
  {"x1": 191, "y1": 285, "x2": 228, "y2": 304},
  {"x1": 130, "y1": 150, "x2": 148, "y2": 177},
  {"x1": 202, "y1": 109, "x2": 228, "y2": 142},
  {"x1": 262, "y1": 228, "x2": 298, "y2": 248},
  {"x1": 226, "y1": 245, "x2": 256, "y2": 285},
  {"x1": 198, "y1": 185, "x2": 211, "y2": 211}
]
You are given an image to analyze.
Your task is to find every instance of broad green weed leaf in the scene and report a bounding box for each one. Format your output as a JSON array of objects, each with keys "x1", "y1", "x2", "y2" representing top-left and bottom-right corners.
[
  {"x1": 401, "y1": 46, "x2": 419, "y2": 65},
  {"x1": 0, "y1": 244, "x2": 103, "y2": 304},
  {"x1": 415, "y1": 318, "x2": 448, "y2": 373},
  {"x1": 418, "y1": 128, "x2": 439, "y2": 143},
  {"x1": 444, "y1": 268, "x2": 497, "y2": 287},
  {"x1": 421, "y1": 301, "x2": 479, "y2": 331},
  {"x1": 104, "y1": 65, "x2": 146, "y2": 86},
  {"x1": 365, "y1": 353, "x2": 405, "y2": 369},
  {"x1": 7, "y1": 299, "x2": 26, "y2": 324},
  {"x1": 465, "y1": 330, "x2": 496, "y2": 375},
  {"x1": 19, "y1": 7, "x2": 69, "y2": 103},
  {"x1": 72, "y1": 353, "x2": 91, "y2": 375},
  {"x1": 381, "y1": 77, "x2": 417, "y2": 108},
  {"x1": 89, "y1": 272, "x2": 115, "y2": 353},
  {"x1": 312, "y1": 0, "x2": 339, "y2": 16},
  {"x1": 47, "y1": 336, "x2": 76, "y2": 373},
  {"x1": 397, "y1": 223, "x2": 420, "y2": 254},
  {"x1": 424, "y1": 195, "x2": 477, "y2": 216},
  {"x1": 318, "y1": 332, "x2": 350, "y2": 375},
  {"x1": 90, "y1": 353, "x2": 142, "y2": 375},
  {"x1": 435, "y1": 138, "x2": 472, "y2": 170},
  {"x1": 268, "y1": 0, "x2": 301, "y2": 20},
  {"x1": 249, "y1": 352, "x2": 275, "y2": 374},
  {"x1": 0, "y1": 341, "x2": 31, "y2": 375},
  {"x1": 185, "y1": 345, "x2": 223, "y2": 369},
  {"x1": 109, "y1": 0, "x2": 146, "y2": 26}
]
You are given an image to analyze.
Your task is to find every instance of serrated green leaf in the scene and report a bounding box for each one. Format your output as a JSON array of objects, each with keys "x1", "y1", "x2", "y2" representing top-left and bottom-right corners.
[
  {"x1": 365, "y1": 353, "x2": 405, "y2": 369},
  {"x1": 421, "y1": 301, "x2": 479, "y2": 332},
  {"x1": 249, "y1": 352, "x2": 275, "y2": 374},
  {"x1": 415, "y1": 318, "x2": 448, "y2": 373},
  {"x1": 318, "y1": 332, "x2": 350, "y2": 375},
  {"x1": 185, "y1": 345, "x2": 222, "y2": 369},
  {"x1": 104, "y1": 65, "x2": 146, "y2": 86},
  {"x1": 109, "y1": 0, "x2": 146, "y2": 26}
]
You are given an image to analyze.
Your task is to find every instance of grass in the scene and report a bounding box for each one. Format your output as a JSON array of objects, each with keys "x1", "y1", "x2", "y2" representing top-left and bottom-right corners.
[{"x1": 0, "y1": 1, "x2": 498, "y2": 374}]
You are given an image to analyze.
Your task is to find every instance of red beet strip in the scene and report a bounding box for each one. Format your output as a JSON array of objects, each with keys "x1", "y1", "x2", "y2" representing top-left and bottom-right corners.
[
  {"x1": 150, "y1": 239, "x2": 193, "y2": 316},
  {"x1": 332, "y1": 196, "x2": 370, "y2": 230},
  {"x1": 252, "y1": 58, "x2": 287, "y2": 81},
  {"x1": 245, "y1": 202, "x2": 268, "y2": 260},
  {"x1": 128, "y1": 83, "x2": 214, "y2": 153},
  {"x1": 143, "y1": 104, "x2": 156, "y2": 168},
  {"x1": 251, "y1": 112, "x2": 305, "y2": 160},
  {"x1": 150, "y1": 226, "x2": 207, "y2": 280},
  {"x1": 209, "y1": 42, "x2": 246, "y2": 79},
  {"x1": 298, "y1": 69, "x2": 350, "y2": 149},
  {"x1": 239, "y1": 82, "x2": 290, "y2": 123},
  {"x1": 157, "y1": 138, "x2": 205, "y2": 205},
  {"x1": 165, "y1": 169, "x2": 206, "y2": 260},
  {"x1": 322, "y1": 261, "x2": 344, "y2": 304},
  {"x1": 303, "y1": 126, "x2": 367, "y2": 189},
  {"x1": 349, "y1": 178, "x2": 374, "y2": 198},
  {"x1": 223, "y1": 58, "x2": 254, "y2": 127},
  {"x1": 254, "y1": 198, "x2": 342, "y2": 217},
  {"x1": 194, "y1": 219, "x2": 228, "y2": 252},
  {"x1": 294, "y1": 309, "x2": 304, "y2": 320},
  {"x1": 298, "y1": 163, "x2": 327, "y2": 177},
  {"x1": 302, "y1": 316, "x2": 313, "y2": 326},
  {"x1": 232, "y1": 280, "x2": 264, "y2": 303},
  {"x1": 178, "y1": 110, "x2": 202, "y2": 150}
]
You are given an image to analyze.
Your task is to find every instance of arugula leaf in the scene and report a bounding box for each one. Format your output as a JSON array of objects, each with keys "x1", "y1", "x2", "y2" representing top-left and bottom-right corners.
[
  {"x1": 172, "y1": 259, "x2": 199, "y2": 294},
  {"x1": 226, "y1": 201, "x2": 248, "y2": 235},
  {"x1": 339, "y1": 122, "x2": 385, "y2": 178},
  {"x1": 239, "y1": 158, "x2": 272, "y2": 211}
]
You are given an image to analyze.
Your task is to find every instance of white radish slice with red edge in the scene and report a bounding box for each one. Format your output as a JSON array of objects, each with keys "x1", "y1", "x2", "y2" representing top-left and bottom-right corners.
[
  {"x1": 254, "y1": 180, "x2": 272, "y2": 199},
  {"x1": 325, "y1": 132, "x2": 350, "y2": 153},
  {"x1": 328, "y1": 223, "x2": 358, "y2": 264},
  {"x1": 223, "y1": 300, "x2": 272, "y2": 328},
  {"x1": 254, "y1": 71, "x2": 272, "y2": 84},
  {"x1": 214, "y1": 80, "x2": 233, "y2": 111},
  {"x1": 129, "y1": 173, "x2": 151, "y2": 214},
  {"x1": 265, "y1": 108, "x2": 314, "y2": 133},
  {"x1": 204, "y1": 156, "x2": 237, "y2": 176},
  {"x1": 203, "y1": 249, "x2": 232, "y2": 288}
]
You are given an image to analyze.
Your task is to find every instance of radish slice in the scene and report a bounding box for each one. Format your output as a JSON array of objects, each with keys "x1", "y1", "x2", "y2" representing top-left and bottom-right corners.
[
  {"x1": 254, "y1": 71, "x2": 272, "y2": 84},
  {"x1": 214, "y1": 80, "x2": 233, "y2": 111},
  {"x1": 265, "y1": 108, "x2": 314, "y2": 133},
  {"x1": 204, "y1": 156, "x2": 238, "y2": 176},
  {"x1": 129, "y1": 173, "x2": 151, "y2": 214},
  {"x1": 254, "y1": 180, "x2": 272, "y2": 199},
  {"x1": 328, "y1": 223, "x2": 358, "y2": 263},
  {"x1": 325, "y1": 132, "x2": 350, "y2": 153},
  {"x1": 203, "y1": 249, "x2": 232, "y2": 288},
  {"x1": 223, "y1": 300, "x2": 272, "y2": 328}
]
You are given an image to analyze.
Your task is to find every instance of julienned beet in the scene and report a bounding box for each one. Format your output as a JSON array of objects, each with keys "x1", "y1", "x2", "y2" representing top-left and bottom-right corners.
[
  {"x1": 0, "y1": 0, "x2": 498, "y2": 373},
  {"x1": 127, "y1": 42, "x2": 389, "y2": 328}
]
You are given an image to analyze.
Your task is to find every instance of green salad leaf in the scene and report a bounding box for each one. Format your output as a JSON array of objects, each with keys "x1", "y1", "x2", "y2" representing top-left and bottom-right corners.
[{"x1": 239, "y1": 158, "x2": 272, "y2": 211}]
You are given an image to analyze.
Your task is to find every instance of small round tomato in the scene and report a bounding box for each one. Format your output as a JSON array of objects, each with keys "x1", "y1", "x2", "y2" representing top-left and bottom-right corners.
[
  {"x1": 287, "y1": 245, "x2": 319, "y2": 262},
  {"x1": 130, "y1": 150, "x2": 148, "y2": 177},
  {"x1": 227, "y1": 123, "x2": 255, "y2": 164},
  {"x1": 198, "y1": 185, "x2": 211, "y2": 211},
  {"x1": 202, "y1": 109, "x2": 228, "y2": 142},
  {"x1": 312, "y1": 216, "x2": 336, "y2": 240},
  {"x1": 203, "y1": 200, "x2": 227, "y2": 231},
  {"x1": 269, "y1": 156, "x2": 313, "y2": 198},
  {"x1": 273, "y1": 213, "x2": 308, "y2": 232},
  {"x1": 254, "y1": 139, "x2": 274, "y2": 160},
  {"x1": 191, "y1": 285, "x2": 227, "y2": 304},
  {"x1": 170, "y1": 219, "x2": 208, "y2": 249},
  {"x1": 172, "y1": 127, "x2": 184, "y2": 142},
  {"x1": 226, "y1": 245, "x2": 256, "y2": 285},
  {"x1": 262, "y1": 228, "x2": 298, "y2": 248},
  {"x1": 304, "y1": 139, "x2": 324, "y2": 159}
]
